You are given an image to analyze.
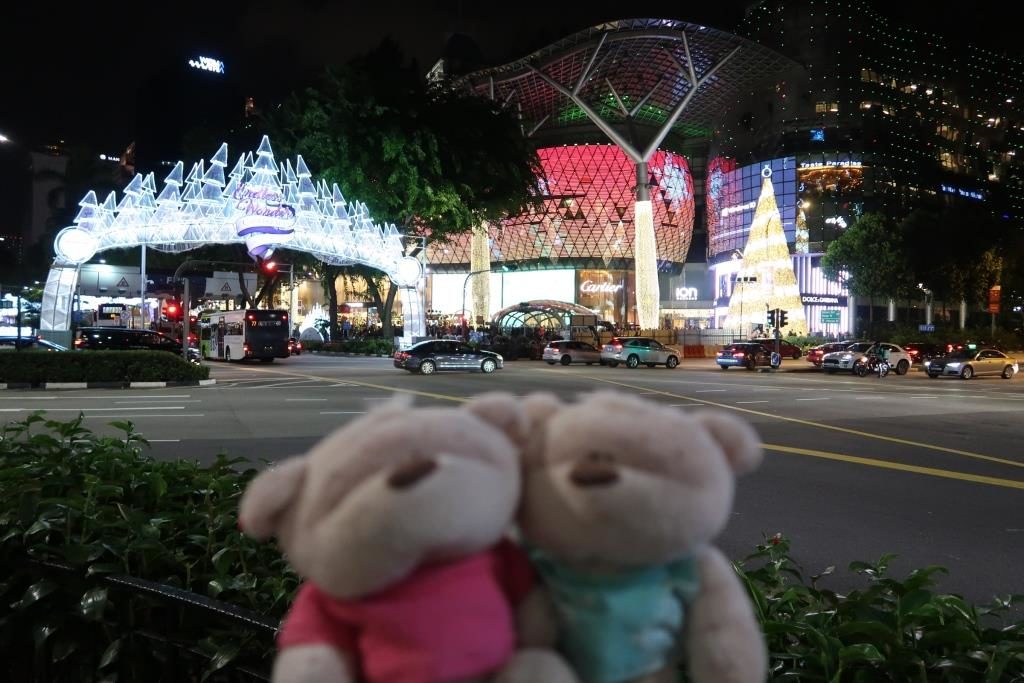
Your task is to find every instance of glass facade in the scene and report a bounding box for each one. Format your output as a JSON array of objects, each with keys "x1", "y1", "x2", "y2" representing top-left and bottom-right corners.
[
  {"x1": 707, "y1": 156, "x2": 797, "y2": 258},
  {"x1": 427, "y1": 145, "x2": 695, "y2": 270}
]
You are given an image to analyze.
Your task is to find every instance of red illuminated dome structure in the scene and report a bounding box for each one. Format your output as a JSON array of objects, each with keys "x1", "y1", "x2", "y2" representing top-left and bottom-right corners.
[{"x1": 424, "y1": 19, "x2": 797, "y2": 330}]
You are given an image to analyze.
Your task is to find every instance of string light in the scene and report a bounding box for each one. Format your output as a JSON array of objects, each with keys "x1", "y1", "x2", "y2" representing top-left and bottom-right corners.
[{"x1": 633, "y1": 199, "x2": 659, "y2": 329}]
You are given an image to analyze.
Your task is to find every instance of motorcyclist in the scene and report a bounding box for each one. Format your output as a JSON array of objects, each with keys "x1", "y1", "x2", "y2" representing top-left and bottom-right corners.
[{"x1": 868, "y1": 341, "x2": 889, "y2": 375}]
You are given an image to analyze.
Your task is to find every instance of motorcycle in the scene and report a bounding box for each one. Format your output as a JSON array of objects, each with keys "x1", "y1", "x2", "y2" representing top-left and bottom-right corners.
[{"x1": 855, "y1": 354, "x2": 890, "y2": 378}]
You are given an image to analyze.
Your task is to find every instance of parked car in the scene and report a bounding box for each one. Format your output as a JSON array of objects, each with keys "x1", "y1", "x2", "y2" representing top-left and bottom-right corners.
[
  {"x1": 73, "y1": 327, "x2": 201, "y2": 363},
  {"x1": 0, "y1": 336, "x2": 68, "y2": 351},
  {"x1": 716, "y1": 342, "x2": 773, "y2": 370},
  {"x1": 393, "y1": 339, "x2": 503, "y2": 375},
  {"x1": 542, "y1": 340, "x2": 602, "y2": 366},
  {"x1": 600, "y1": 337, "x2": 681, "y2": 369},
  {"x1": 806, "y1": 341, "x2": 857, "y2": 367},
  {"x1": 749, "y1": 338, "x2": 802, "y2": 360},
  {"x1": 288, "y1": 337, "x2": 303, "y2": 355},
  {"x1": 925, "y1": 348, "x2": 1018, "y2": 379},
  {"x1": 821, "y1": 342, "x2": 912, "y2": 375}
]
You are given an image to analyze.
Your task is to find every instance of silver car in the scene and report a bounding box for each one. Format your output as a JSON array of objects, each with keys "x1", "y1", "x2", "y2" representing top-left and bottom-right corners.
[
  {"x1": 543, "y1": 340, "x2": 602, "y2": 366},
  {"x1": 600, "y1": 336, "x2": 681, "y2": 369},
  {"x1": 821, "y1": 342, "x2": 913, "y2": 375},
  {"x1": 925, "y1": 348, "x2": 1019, "y2": 379}
]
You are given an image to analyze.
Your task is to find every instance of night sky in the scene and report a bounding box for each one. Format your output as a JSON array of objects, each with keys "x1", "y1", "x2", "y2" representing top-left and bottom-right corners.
[{"x1": 0, "y1": 0, "x2": 1016, "y2": 152}]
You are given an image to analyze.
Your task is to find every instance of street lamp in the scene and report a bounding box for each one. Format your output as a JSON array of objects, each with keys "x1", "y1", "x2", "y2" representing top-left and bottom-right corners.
[
  {"x1": 918, "y1": 283, "x2": 933, "y2": 326},
  {"x1": 461, "y1": 268, "x2": 491, "y2": 339},
  {"x1": 0, "y1": 133, "x2": 11, "y2": 144}
]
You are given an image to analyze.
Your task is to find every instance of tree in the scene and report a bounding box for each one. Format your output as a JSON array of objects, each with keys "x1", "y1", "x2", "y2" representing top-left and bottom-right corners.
[
  {"x1": 821, "y1": 212, "x2": 912, "y2": 330},
  {"x1": 271, "y1": 39, "x2": 541, "y2": 339}
]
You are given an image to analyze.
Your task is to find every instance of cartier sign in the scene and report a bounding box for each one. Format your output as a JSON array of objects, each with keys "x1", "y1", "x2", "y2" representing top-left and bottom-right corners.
[{"x1": 580, "y1": 279, "x2": 623, "y2": 294}]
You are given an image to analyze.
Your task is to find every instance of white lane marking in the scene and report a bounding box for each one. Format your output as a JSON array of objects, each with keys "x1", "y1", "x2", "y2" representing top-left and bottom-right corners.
[
  {"x1": 116, "y1": 399, "x2": 202, "y2": 404},
  {"x1": 285, "y1": 398, "x2": 328, "y2": 402},
  {"x1": 911, "y1": 396, "x2": 939, "y2": 399},
  {"x1": 319, "y1": 411, "x2": 367, "y2": 415},
  {"x1": 669, "y1": 404, "x2": 694, "y2": 407},
  {"x1": 854, "y1": 396, "x2": 884, "y2": 400},
  {"x1": 2, "y1": 406, "x2": 185, "y2": 412},
  {"x1": 694, "y1": 389, "x2": 727, "y2": 393},
  {"x1": 795, "y1": 397, "x2": 829, "y2": 401},
  {"x1": 84, "y1": 413, "x2": 205, "y2": 419},
  {"x1": 0, "y1": 394, "x2": 193, "y2": 400},
  {"x1": 736, "y1": 400, "x2": 770, "y2": 404},
  {"x1": 0, "y1": 396, "x2": 57, "y2": 400}
]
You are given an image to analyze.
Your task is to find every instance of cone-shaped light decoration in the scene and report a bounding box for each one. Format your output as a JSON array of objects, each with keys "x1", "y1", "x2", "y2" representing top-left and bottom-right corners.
[
  {"x1": 726, "y1": 169, "x2": 807, "y2": 335},
  {"x1": 470, "y1": 223, "x2": 491, "y2": 323}
]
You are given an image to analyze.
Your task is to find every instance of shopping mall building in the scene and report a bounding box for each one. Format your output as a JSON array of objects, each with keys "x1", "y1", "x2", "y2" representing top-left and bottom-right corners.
[{"x1": 418, "y1": 2, "x2": 1023, "y2": 336}]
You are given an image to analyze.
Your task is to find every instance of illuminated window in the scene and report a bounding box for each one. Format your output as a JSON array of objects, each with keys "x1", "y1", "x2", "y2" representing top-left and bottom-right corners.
[
  {"x1": 815, "y1": 101, "x2": 828, "y2": 113},
  {"x1": 829, "y1": 102, "x2": 840, "y2": 113}
]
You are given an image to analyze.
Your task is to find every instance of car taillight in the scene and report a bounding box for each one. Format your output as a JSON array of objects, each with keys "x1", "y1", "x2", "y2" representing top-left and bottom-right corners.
[
  {"x1": 715, "y1": 351, "x2": 723, "y2": 357},
  {"x1": 296, "y1": 342, "x2": 302, "y2": 349},
  {"x1": 908, "y1": 349, "x2": 918, "y2": 356},
  {"x1": 734, "y1": 352, "x2": 745, "y2": 358},
  {"x1": 613, "y1": 344, "x2": 622, "y2": 350},
  {"x1": 74, "y1": 338, "x2": 83, "y2": 347}
]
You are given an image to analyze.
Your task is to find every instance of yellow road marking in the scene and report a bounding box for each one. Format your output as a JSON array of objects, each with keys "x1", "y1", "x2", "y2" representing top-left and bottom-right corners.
[
  {"x1": 765, "y1": 444, "x2": 1024, "y2": 490},
  {"x1": 583, "y1": 375, "x2": 1024, "y2": 470}
]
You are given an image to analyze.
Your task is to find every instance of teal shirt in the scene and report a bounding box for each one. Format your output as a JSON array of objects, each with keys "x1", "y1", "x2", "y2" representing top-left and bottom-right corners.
[{"x1": 529, "y1": 550, "x2": 701, "y2": 683}]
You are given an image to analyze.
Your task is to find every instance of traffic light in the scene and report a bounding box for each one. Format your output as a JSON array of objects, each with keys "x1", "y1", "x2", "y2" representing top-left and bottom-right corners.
[
  {"x1": 767, "y1": 309, "x2": 777, "y2": 327},
  {"x1": 779, "y1": 309, "x2": 789, "y2": 328},
  {"x1": 163, "y1": 300, "x2": 182, "y2": 321}
]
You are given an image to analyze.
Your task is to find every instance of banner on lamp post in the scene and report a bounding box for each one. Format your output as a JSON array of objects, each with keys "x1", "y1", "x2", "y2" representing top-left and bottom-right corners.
[{"x1": 988, "y1": 285, "x2": 1001, "y2": 314}]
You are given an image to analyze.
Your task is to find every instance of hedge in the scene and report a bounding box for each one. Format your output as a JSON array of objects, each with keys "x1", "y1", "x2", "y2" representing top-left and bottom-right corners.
[
  {"x1": 1, "y1": 415, "x2": 1021, "y2": 681},
  {"x1": 0, "y1": 351, "x2": 210, "y2": 385}
]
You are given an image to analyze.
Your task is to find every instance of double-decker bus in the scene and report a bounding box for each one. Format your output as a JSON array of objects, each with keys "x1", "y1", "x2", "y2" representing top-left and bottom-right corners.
[
  {"x1": 199, "y1": 309, "x2": 290, "y2": 362},
  {"x1": 95, "y1": 303, "x2": 128, "y2": 327}
]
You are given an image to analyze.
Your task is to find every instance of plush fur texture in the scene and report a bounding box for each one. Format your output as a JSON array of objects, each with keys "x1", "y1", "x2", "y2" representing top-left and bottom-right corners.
[
  {"x1": 240, "y1": 393, "x2": 578, "y2": 683},
  {"x1": 517, "y1": 391, "x2": 768, "y2": 683}
]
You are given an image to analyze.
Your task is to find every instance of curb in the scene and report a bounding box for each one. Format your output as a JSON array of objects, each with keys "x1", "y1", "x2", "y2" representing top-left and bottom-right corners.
[
  {"x1": 309, "y1": 351, "x2": 391, "y2": 358},
  {"x1": 0, "y1": 380, "x2": 217, "y2": 391}
]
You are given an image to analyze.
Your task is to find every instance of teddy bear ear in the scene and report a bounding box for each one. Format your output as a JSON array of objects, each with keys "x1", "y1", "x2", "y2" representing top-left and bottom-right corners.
[
  {"x1": 238, "y1": 456, "x2": 308, "y2": 540},
  {"x1": 462, "y1": 392, "x2": 531, "y2": 448},
  {"x1": 691, "y1": 411, "x2": 764, "y2": 475}
]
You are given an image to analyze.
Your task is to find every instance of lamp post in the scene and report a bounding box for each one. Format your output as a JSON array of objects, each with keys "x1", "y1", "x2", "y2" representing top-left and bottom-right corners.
[
  {"x1": 461, "y1": 269, "x2": 491, "y2": 339},
  {"x1": 918, "y1": 283, "x2": 933, "y2": 326}
]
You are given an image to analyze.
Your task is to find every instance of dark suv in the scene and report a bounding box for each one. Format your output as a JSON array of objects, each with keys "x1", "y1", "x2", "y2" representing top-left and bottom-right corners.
[{"x1": 74, "y1": 327, "x2": 200, "y2": 362}]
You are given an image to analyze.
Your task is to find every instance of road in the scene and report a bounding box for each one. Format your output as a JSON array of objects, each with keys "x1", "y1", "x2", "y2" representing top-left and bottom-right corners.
[{"x1": 3, "y1": 354, "x2": 1022, "y2": 604}]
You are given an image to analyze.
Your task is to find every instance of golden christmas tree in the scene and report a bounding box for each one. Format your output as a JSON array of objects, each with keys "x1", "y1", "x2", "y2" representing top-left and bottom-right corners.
[
  {"x1": 470, "y1": 223, "x2": 491, "y2": 325},
  {"x1": 726, "y1": 169, "x2": 807, "y2": 335}
]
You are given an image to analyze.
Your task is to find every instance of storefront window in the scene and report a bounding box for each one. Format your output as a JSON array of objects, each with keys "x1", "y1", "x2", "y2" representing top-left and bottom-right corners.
[{"x1": 575, "y1": 269, "x2": 634, "y2": 324}]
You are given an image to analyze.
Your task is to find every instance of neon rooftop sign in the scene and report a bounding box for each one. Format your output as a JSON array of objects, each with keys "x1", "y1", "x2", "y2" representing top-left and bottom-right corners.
[{"x1": 188, "y1": 56, "x2": 225, "y2": 74}]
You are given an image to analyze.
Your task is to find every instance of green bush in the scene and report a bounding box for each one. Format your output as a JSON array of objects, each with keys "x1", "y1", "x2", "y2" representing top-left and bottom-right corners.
[
  {"x1": 316, "y1": 339, "x2": 394, "y2": 355},
  {"x1": 0, "y1": 351, "x2": 210, "y2": 385},
  {"x1": 0, "y1": 414, "x2": 294, "y2": 680},
  {"x1": 2, "y1": 416, "x2": 1021, "y2": 681}
]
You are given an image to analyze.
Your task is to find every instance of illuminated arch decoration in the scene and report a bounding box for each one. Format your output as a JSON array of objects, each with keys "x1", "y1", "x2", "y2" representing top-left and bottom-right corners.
[{"x1": 40, "y1": 136, "x2": 424, "y2": 336}]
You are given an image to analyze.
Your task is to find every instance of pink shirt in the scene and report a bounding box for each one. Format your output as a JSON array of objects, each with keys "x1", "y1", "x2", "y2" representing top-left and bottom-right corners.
[{"x1": 277, "y1": 541, "x2": 534, "y2": 683}]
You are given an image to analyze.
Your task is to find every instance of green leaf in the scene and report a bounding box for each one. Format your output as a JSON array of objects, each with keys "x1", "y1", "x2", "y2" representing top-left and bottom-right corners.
[
  {"x1": 51, "y1": 636, "x2": 78, "y2": 663},
  {"x1": 202, "y1": 642, "x2": 240, "y2": 680},
  {"x1": 12, "y1": 579, "x2": 58, "y2": 610},
  {"x1": 78, "y1": 587, "x2": 109, "y2": 621},
  {"x1": 839, "y1": 643, "x2": 885, "y2": 664},
  {"x1": 98, "y1": 638, "x2": 122, "y2": 669}
]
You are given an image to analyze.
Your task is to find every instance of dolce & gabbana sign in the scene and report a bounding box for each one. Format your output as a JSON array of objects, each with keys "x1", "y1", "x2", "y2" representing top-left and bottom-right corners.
[
  {"x1": 801, "y1": 294, "x2": 848, "y2": 306},
  {"x1": 580, "y1": 279, "x2": 624, "y2": 294}
]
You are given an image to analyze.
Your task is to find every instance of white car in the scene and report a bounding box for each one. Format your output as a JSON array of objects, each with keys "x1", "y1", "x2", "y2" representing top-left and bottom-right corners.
[{"x1": 821, "y1": 342, "x2": 913, "y2": 375}]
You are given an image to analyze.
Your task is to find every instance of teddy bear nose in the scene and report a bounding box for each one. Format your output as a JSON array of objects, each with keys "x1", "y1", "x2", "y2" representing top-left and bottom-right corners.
[
  {"x1": 387, "y1": 458, "x2": 439, "y2": 490},
  {"x1": 569, "y1": 461, "x2": 620, "y2": 487}
]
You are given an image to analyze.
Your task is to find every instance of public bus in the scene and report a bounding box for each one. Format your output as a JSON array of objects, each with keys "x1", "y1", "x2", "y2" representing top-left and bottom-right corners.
[
  {"x1": 199, "y1": 309, "x2": 290, "y2": 362},
  {"x1": 95, "y1": 303, "x2": 128, "y2": 327}
]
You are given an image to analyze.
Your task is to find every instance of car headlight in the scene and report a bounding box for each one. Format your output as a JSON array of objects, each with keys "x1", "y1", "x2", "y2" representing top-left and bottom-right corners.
[
  {"x1": 923, "y1": 360, "x2": 930, "y2": 368},
  {"x1": 841, "y1": 353, "x2": 853, "y2": 360},
  {"x1": 945, "y1": 362, "x2": 962, "y2": 369},
  {"x1": 496, "y1": 354, "x2": 504, "y2": 362}
]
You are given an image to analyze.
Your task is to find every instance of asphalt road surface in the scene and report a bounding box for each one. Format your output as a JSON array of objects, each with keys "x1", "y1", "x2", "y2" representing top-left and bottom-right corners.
[{"x1": 3, "y1": 354, "x2": 1022, "y2": 604}]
